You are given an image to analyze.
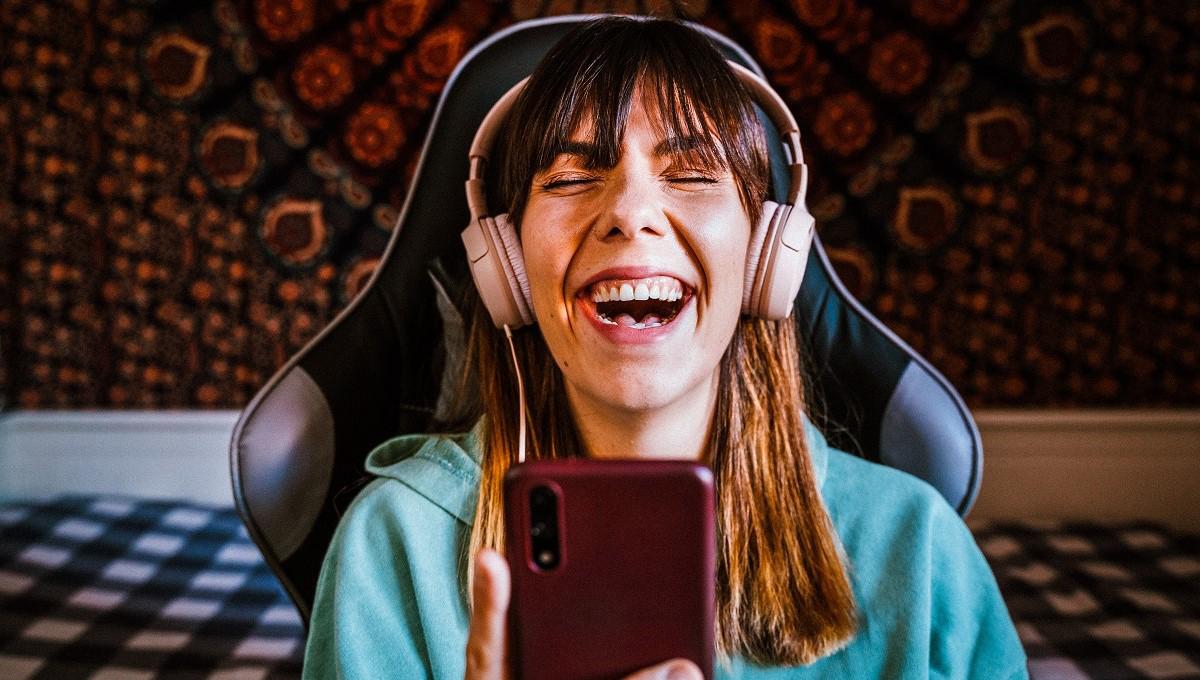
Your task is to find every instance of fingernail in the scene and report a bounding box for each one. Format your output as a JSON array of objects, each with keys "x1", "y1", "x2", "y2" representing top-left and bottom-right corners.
[
  {"x1": 665, "y1": 662, "x2": 699, "y2": 680},
  {"x1": 478, "y1": 549, "x2": 501, "y2": 575}
]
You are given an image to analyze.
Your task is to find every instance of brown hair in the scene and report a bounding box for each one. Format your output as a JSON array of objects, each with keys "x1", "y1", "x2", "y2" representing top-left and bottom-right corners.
[{"x1": 459, "y1": 16, "x2": 856, "y2": 666}]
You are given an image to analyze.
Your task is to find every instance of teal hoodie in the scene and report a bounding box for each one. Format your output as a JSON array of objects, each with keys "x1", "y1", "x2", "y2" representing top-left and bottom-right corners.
[{"x1": 303, "y1": 420, "x2": 1028, "y2": 679}]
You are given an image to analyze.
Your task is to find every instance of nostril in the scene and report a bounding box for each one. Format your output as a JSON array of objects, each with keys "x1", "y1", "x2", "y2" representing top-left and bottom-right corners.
[{"x1": 640, "y1": 225, "x2": 663, "y2": 238}]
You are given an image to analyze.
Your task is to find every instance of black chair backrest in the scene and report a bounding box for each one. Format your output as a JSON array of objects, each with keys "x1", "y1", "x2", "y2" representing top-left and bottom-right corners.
[{"x1": 230, "y1": 15, "x2": 982, "y2": 624}]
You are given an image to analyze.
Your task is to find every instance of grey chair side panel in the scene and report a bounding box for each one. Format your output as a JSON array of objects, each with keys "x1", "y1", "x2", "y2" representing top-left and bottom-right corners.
[
  {"x1": 237, "y1": 367, "x2": 335, "y2": 562},
  {"x1": 879, "y1": 363, "x2": 982, "y2": 515}
]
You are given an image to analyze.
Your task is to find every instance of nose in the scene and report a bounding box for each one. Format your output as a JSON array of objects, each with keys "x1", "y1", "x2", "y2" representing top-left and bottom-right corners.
[{"x1": 593, "y1": 174, "x2": 669, "y2": 241}]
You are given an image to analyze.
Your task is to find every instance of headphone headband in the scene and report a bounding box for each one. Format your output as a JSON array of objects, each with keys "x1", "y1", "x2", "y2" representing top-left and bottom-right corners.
[{"x1": 466, "y1": 61, "x2": 808, "y2": 221}]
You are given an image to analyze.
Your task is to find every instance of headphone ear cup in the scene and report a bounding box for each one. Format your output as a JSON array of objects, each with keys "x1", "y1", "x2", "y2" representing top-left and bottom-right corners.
[
  {"x1": 746, "y1": 202, "x2": 815, "y2": 319},
  {"x1": 461, "y1": 213, "x2": 535, "y2": 329},
  {"x1": 743, "y1": 201, "x2": 779, "y2": 315},
  {"x1": 491, "y1": 213, "x2": 535, "y2": 326}
]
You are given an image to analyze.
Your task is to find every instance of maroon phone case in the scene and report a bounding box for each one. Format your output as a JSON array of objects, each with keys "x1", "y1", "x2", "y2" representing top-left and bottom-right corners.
[{"x1": 503, "y1": 459, "x2": 716, "y2": 680}]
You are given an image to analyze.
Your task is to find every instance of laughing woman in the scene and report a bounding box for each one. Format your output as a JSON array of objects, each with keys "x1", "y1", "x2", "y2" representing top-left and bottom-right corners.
[{"x1": 302, "y1": 16, "x2": 1027, "y2": 680}]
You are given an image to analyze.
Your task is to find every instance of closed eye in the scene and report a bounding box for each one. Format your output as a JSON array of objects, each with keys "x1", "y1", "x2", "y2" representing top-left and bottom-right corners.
[
  {"x1": 663, "y1": 166, "x2": 722, "y2": 185},
  {"x1": 544, "y1": 178, "x2": 593, "y2": 188},
  {"x1": 539, "y1": 176, "x2": 598, "y2": 192},
  {"x1": 664, "y1": 173, "x2": 722, "y2": 188}
]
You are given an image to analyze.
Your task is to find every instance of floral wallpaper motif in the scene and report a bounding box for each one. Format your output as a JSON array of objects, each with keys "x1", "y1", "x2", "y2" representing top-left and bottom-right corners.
[{"x1": 1, "y1": 0, "x2": 1197, "y2": 409}]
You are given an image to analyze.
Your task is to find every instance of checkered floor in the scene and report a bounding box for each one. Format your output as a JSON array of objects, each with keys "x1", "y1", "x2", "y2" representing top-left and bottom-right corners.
[
  {"x1": 0, "y1": 497, "x2": 302, "y2": 679},
  {"x1": 970, "y1": 519, "x2": 1200, "y2": 679},
  {"x1": 2, "y1": 498, "x2": 1198, "y2": 679}
]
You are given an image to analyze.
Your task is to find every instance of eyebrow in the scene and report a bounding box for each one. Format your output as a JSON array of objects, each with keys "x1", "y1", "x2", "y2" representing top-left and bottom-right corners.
[
  {"x1": 558, "y1": 140, "x2": 599, "y2": 160},
  {"x1": 653, "y1": 135, "x2": 701, "y2": 156}
]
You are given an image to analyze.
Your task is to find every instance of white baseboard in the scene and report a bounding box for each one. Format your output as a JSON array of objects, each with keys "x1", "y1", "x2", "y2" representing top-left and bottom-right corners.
[
  {"x1": 1, "y1": 409, "x2": 1197, "y2": 528},
  {"x1": 0, "y1": 410, "x2": 240, "y2": 507},
  {"x1": 969, "y1": 410, "x2": 1200, "y2": 531}
]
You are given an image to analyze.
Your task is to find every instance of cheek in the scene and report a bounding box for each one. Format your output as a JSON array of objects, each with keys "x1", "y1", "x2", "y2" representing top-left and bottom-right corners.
[
  {"x1": 518, "y1": 216, "x2": 573, "y2": 317},
  {"x1": 696, "y1": 211, "x2": 753, "y2": 307},
  {"x1": 718, "y1": 233, "x2": 751, "y2": 295}
]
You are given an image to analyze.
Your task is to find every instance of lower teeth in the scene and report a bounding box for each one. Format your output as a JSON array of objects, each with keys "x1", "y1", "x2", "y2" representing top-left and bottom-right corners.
[{"x1": 598, "y1": 313, "x2": 667, "y2": 329}]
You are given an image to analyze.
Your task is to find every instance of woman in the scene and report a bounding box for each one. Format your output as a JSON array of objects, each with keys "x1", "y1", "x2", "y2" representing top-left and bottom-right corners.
[{"x1": 303, "y1": 16, "x2": 1027, "y2": 679}]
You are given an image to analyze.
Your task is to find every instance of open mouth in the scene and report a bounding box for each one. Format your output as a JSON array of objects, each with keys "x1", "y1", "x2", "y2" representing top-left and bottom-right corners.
[{"x1": 583, "y1": 276, "x2": 691, "y2": 329}]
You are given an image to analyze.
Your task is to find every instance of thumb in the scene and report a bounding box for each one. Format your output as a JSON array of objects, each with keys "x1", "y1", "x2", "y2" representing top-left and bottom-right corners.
[
  {"x1": 464, "y1": 549, "x2": 511, "y2": 680},
  {"x1": 623, "y1": 658, "x2": 704, "y2": 680}
]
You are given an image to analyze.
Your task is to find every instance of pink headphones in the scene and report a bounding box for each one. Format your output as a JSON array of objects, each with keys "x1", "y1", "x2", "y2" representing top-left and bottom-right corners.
[{"x1": 461, "y1": 61, "x2": 815, "y2": 329}]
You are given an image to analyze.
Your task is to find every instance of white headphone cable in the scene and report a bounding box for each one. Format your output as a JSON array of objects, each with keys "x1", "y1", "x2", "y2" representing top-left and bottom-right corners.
[{"x1": 502, "y1": 324, "x2": 527, "y2": 464}]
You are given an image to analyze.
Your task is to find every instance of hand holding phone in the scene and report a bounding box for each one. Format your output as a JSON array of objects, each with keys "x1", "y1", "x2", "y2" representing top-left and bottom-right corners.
[{"x1": 463, "y1": 548, "x2": 704, "y2": 680}]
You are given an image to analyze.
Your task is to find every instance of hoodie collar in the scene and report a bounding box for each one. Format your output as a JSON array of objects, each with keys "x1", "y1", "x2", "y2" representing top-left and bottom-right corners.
[
  {"x1": 366, "y1": 423, "x2": 483, "y2": 525},
  {"x1": 802, "y1": 414, "x2": 830, "y2": 490},
  {"x1": 367, "y1": 416, "x2": 829, "y2": 525}
]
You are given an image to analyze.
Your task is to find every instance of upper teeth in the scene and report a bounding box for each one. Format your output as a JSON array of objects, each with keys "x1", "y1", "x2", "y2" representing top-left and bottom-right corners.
[{"x1": 590, "y1": 277, "x2": 684, "y2": 303}]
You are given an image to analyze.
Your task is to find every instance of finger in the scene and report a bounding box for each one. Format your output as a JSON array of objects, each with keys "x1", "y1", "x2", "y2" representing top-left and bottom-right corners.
[
  {"x1": 464, "y1": 549, "x2": 511, "y2": 680},
  {"x1": 622, "y1": 658, "x2": 704, "y2": 680}
]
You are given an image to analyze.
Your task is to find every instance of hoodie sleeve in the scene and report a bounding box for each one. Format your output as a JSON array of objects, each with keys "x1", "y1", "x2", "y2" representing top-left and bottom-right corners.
[{"x1": 927, "y1": 497, "x2": 1029, "y2": 680}]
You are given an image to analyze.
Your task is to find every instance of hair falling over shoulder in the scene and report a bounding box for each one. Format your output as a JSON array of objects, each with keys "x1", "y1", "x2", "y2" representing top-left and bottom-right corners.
[{"x1": 453, "y1": 16, "x2": 858, "y2": 667}]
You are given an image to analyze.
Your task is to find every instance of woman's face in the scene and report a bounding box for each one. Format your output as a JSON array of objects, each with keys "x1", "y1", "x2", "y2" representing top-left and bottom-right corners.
[{"x1": 519, "y1": 88, "x2": 752, "y2": 415}]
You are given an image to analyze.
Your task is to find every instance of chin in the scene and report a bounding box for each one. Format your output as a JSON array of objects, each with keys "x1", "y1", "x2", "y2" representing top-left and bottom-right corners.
[{"x1": 578, "y1": 368, "x2": 697, "y2": 414}]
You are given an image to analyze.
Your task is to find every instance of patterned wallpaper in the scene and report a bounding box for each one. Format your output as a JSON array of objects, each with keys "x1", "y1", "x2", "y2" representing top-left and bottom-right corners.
[{"x1": 1, "y1": 0, "x2": 1197, "y2": 410}]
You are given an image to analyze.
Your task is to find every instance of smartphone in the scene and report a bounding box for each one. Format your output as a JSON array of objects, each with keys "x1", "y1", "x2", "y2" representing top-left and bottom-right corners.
[{"x1": 503, "y1": 459, "x2": 716, "y2": 680}]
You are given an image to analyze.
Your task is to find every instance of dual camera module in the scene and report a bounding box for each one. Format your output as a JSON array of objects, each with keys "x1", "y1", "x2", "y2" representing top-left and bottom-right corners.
[{"x1": 529, "y1": 485, "x2": 560, "y2": 570}]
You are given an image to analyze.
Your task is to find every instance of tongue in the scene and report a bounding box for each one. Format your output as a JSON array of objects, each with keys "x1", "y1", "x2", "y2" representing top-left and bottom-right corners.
[{"x1": 613, "y1": 313, "x2": 664, "y2": 329}]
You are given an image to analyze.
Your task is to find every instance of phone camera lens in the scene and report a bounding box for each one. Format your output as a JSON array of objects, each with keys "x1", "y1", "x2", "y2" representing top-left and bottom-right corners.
[
  {"x1": 528, "y1": 486, "x2": 560, "y2": 571},
  {"x1": 531, "y1": 487, "x2": 554, "y2": 507}
]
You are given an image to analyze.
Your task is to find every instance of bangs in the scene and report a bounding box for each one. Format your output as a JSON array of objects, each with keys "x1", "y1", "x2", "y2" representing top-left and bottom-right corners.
[
  {"x1": 545, "y1": 67, "x2": 737, "y2": 175},
  {"x1": 492, "y1": 17, "x2": 770, "y2": 224}
]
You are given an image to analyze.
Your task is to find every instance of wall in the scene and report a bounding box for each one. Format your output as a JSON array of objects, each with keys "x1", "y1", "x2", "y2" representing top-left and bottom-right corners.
[
  {"x1": 3, "y1": 409, "x2": 1196, "y2": 529},
  {"x1": 1, "y1": 0, "x2": 1197, "y2": 410}
]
